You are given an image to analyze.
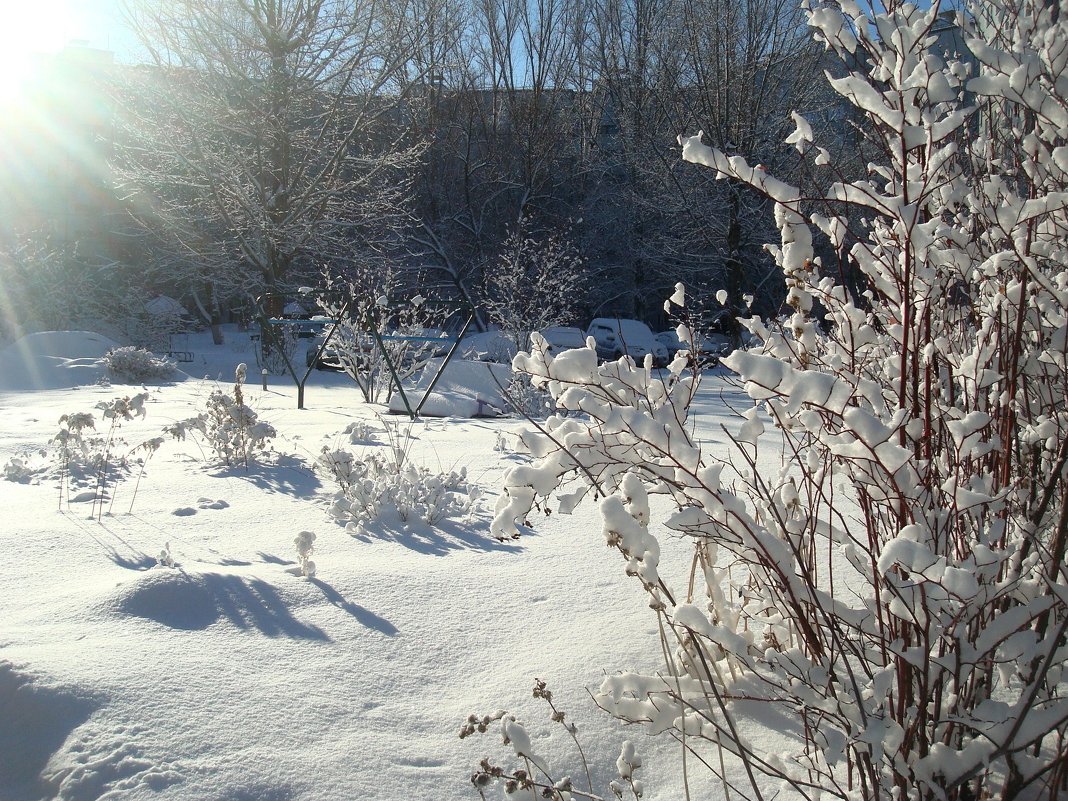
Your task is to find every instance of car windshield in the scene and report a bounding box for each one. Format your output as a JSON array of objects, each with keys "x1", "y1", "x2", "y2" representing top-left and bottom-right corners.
[
  {"x1": 542, "y1": 327, "x2": 585, "y2": 348},
  {"x1": 613, "y1": 320, "x2": 655, "y2": 345}
]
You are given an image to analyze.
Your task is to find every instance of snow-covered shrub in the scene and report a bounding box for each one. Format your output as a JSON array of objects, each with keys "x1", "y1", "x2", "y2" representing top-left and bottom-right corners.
[
  {"x1": 103, "y1": 346, "x2": 176, "y2": 383},
  {"x1": 318, "y1": 448, "x2": 474, "y2": 531},
  {"x1": 294, "y1": 531, "x2": 316, "y2": 577},
  {"x1": 165, "y1": 364, "x2": 276, "y2": 468},
  {"x1": 157, "y1": 542, "x2": 176, "y2": 568},
  {"x1": 492, "y1": 3, "x2": 1068, "y2": 800},
  {"x1": 44, "y1": 394, "x2": 151, "y2": 515},
  {"x1": 3, "y1": 455, "x2": 39, "y2": 483},
  {"x1": 317, "y1": 421, "x2": 476, "y2": 531},
  {"x1": 464, "y1": 680, "x2": 644, "y2": 801},
  {"x1": 342, "y1": 420, "x2": 376, "y2": 445}
]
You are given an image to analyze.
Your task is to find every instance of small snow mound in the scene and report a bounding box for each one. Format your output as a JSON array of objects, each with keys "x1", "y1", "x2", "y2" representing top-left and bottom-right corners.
[
  {"x1": 109, "y1": 570, "x2": 220, "y2": 631},
  {"x1": 388, "y1": 358, "x2": 511, "y2": 418},
  {"x1": 108, "y1": 570, "x2": 329, "y2": 639},
  {"x1": 0, "y1": 331, "x2": 121, "y2": 391}
]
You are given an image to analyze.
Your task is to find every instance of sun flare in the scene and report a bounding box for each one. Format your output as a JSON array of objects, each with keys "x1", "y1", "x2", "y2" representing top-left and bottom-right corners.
[{"x1": 0, "y1": 1, "x2": 79, "y2": 103}]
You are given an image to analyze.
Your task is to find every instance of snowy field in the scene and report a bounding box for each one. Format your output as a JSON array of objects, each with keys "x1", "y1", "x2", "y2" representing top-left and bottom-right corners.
[{"x1": 0, "y1": 327, "x2": 779, "y2": 801}]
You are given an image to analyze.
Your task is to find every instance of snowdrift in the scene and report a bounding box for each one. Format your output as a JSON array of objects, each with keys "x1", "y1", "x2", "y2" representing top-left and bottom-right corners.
[
  {"x1": 0, "y1": 331, "x2": 122, "y2": 391},
  {"x1": 388, "y1": 358, "x2": 513, "y2": 417}
]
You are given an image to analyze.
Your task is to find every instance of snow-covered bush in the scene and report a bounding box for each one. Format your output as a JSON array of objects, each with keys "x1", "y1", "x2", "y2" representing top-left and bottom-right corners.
[
  {"x1": 103, "y1": 346, "x2": 176, "y2": 383},
  {"x1": 492, "y1": 3, "x2": 1068, "y2": 800},
  {"x1": 317, "y1": 421, "x2": 476, "y2": 531},
  {"x1": 166, "y1": 364, "x2": 276, "y2": 468},
  {"x1": 464, "y1": 680, "x2": 645, "y2": 801},
  {"x1": 342, "y1": 419, "x2": 377, "y2": 445},
  {"x1": 157, "y1": 542, "x2": 176, "y2": 568}
]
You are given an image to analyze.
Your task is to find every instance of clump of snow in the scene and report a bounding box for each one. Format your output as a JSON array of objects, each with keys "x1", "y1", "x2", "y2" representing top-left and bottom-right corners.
[{"x1": 294, "y1": 531, "x2": 316, "y2": 577}]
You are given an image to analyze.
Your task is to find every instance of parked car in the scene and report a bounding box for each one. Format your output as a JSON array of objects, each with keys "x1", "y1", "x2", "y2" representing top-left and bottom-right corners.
[
  {"x1": 655, "y1": 329, "x2": 731, "y2": 367},
  {"x1": 586, "y1": 318, "x2": 669, "y2": 367},
  {"x1": 458, "y1": 329, "x2": 518, "y2": 363},
  {"x1": 538, "y1": 326, "x2": 587, "y2": 356},
  {"x1": 307, "y1": 325, "x2": 454, "y2": 369}
]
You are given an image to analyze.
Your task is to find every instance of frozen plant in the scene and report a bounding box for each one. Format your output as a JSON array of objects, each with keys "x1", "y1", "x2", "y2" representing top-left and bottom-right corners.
[
  {"x1": 46, "y1": 395, "x2": 148, "y2": 514},
  {"x1": 464, "y1": 679, "x2": 642, "y2": 801},
  {"x1": 166, "y1": 365, "x2": 276, "y2": 468},
  {"x1": 317, "y1": 421, "x2": 476, "y2": 530},
  {"x1": 294, "y1": 530, "x2": 316, "y2": 577},
  {"x1": 103, "y1": 346, "x2": 176, "y2": 383},
  {"x1": 92, "y1": 393, "x2": 149, "y2": 519},
  {"x1": 157, "y1": 542, "x2": 175, "y2": 568},
  {"x1": 493, "y1": 3, "x2": 1068, "y2": 800},
  {"x1": 51, "y1": 411, "x2": 101, "y2": 507},
  {"x1": 342, "y1": 419, "x2": 377, "y2": 444},
  {"x1": 52, "y1": 411, "x2": 99, "y2": 466},
  {"x1": 127, "y1": 436, "x2": 164, "y2": 514}
]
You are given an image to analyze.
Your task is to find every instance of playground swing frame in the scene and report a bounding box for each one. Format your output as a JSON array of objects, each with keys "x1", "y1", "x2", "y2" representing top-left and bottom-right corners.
[{"x1": 256, "y1": 292, "x2": 476, "y2": 415}]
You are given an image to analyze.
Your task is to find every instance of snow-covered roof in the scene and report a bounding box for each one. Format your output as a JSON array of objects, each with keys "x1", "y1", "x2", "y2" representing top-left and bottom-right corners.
[{"x1": 145, "y1": 295, "x2": 192, "y2": 318}]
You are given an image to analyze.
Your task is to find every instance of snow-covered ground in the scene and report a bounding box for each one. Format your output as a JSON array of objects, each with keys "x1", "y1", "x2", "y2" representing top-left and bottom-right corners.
[{"x1": 0, "y1": 326, "x2": 770, "y2": 801}]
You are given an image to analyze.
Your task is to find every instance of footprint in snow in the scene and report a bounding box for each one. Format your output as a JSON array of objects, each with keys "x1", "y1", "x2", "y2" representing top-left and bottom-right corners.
[
  {"x1": 197, "y1": 498, "x2": 229, "y2": 510},
  {"x1": 172, "y1": 507, "x2": 197, "y2": 516}
]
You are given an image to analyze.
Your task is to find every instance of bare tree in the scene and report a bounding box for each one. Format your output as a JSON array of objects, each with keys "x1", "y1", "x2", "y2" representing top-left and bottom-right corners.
[
  {"x1": 579, "y1": 0, "x2": 824, "y2": 324},
  {"x1": 406, "y1": 0, "x2": 592, "y2": 323},
  {"x1": 117, "y1": 0, "x2": 427, "y2": 332},
  {"x1": 479, "y1": 219, "x2": 586, "y2": 352}
]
